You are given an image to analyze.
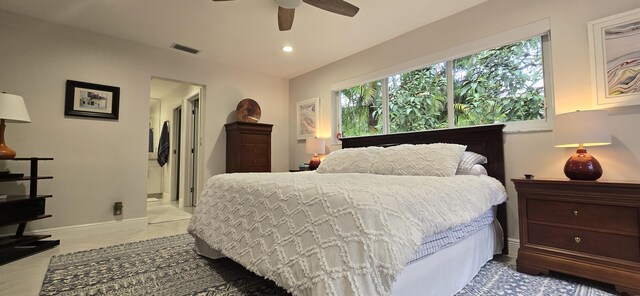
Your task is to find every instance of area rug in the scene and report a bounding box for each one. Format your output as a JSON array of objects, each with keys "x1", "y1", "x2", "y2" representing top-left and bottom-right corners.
[
  {"x1": 40, "y1": 234, "x2": 617, "y2": 296},
  {"x1": 147, "y1": 204, "x2": 192, "y2": 224},
  {"x1": 456, "y1": 260, "x2": 615, "y2": 296}
]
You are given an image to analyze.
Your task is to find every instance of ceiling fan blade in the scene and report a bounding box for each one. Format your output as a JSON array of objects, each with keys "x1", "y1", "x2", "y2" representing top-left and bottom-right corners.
[
  {"x1": 278, "y1": 6, "x2": 295, "y2": 31},
  {"x1": 303, "y1": 0, "x2": 359, "y2": 17}
]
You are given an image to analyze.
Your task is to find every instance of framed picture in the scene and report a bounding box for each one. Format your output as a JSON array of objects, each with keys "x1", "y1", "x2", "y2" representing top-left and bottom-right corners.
[
  {"x1": 589, "y1": 8, "x2": 640, "y2": 108},
  {"x1": 296, "y1": 98, "x2": 319, "y2": 140},
  {"x1": 65, "y1": 80, "x2": 120, "y2": 119}
]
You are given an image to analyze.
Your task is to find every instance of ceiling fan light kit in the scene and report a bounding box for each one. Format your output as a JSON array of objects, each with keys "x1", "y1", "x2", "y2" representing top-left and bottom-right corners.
[{"x1": 213, "y1": 0, "x2": 359, "y2": 31}]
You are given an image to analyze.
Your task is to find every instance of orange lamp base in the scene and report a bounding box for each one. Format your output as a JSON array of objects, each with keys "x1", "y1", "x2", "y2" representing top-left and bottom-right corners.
[
  {"x1": 0, "y1": 120, "x2": 16, "y2": 159},
  {"x1": 0, "y1": 144, "x2": 16, "y2": 159},
  {"x1": 563, "y1": 148, "x2": 602, "y2": 181},
  {"x1": 309, "y1": 154, "x2": 321, "y2": 171}
]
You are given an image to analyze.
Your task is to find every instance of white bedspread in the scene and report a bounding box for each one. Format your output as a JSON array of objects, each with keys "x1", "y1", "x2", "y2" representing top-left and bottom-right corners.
[{"x1": 188, "y1": 172, "x2": 507, "y2": 296}]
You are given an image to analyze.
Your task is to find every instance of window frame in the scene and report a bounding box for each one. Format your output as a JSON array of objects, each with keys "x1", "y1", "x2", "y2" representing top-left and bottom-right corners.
[{"x1": 332, "y1": 19, "x2": 554, "y2": 144}]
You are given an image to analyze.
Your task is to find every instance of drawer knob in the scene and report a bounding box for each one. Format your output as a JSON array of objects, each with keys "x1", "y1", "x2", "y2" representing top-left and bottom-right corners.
[
  {"x1": 574, "y1": 236, "x2": 581, "y2": 244},
  {"x1": 573, "y1": 210, "x2": 579, "y2": 216}
]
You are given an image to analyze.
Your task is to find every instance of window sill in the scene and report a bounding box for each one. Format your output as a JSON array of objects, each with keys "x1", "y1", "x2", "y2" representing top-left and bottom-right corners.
[{"x1": 503, "y1": 127, "x2": 552, "y2": 134}]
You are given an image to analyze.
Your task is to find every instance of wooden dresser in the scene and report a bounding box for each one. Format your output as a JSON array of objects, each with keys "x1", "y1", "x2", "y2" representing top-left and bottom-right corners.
[
  {"x1": 513, "y1": 178, "x2": 640, "y2": 295},
  {"x1": 224, "y1": 122, "x2": 272, "y2": 173}
]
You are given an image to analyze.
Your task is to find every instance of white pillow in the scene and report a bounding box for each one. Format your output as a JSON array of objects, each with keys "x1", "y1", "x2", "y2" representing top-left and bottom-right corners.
[
  {"x1": 456, "y1": 164, "x2": 488, "y2": 176},
  {"x1": 370, "y1": 143, "x2": 467, "y2": 176},
  {"x1": 456, "y1": 151, "x2": 488, "y2": 175},
  {"x1": 316, "y1": 146, "x2": 384, "y2": 174}
]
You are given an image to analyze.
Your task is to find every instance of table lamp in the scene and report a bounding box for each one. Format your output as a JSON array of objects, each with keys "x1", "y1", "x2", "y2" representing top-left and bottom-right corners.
[
  {"x1": 553, "y1": 110, "x2": 611, "y2": 181},
  {"x1": 0, "y1": 93, "x2": 31, "y2": 159},
  {"x1": 305, "y1": 137, "x2": 325, "y2": 170}
]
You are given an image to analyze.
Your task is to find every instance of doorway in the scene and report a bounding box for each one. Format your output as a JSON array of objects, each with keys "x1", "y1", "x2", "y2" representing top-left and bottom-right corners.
[{"x1": 147, "y1": 77, "x2": 205, "y2": 223}]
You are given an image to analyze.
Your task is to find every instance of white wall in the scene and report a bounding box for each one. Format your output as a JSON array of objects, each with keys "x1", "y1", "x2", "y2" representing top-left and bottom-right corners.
[
  {"x1": 289, "y1": 0, "x2": 640, "y2": 240},
  {"x1": 0, "y1": 10, "x2": 289, "y2": 231}
]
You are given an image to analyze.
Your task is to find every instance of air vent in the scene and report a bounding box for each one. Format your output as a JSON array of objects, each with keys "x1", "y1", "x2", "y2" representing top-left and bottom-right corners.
[{"x1": 171, "y1": 43, "x2": 200, "y2": 55}]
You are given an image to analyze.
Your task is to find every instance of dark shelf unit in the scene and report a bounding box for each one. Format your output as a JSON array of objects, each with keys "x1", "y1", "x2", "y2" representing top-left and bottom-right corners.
[{"x1": 0, "y1": 157, "x2": 59, "y2": 265}]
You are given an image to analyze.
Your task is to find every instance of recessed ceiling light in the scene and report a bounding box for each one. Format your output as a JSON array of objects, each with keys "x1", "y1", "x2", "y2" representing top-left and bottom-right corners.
[{"x1": 282, "y1": 45, "x2": 293, "y2": 53}]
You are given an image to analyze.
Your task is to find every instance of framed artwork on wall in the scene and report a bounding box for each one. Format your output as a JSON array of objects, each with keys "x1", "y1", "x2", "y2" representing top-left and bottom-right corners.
[
  {"x1": 296, "y1": 97, "x2": 319, "y2": 140},
  {"x1": 589, "y1": 8, "x2": 640, "y2": 108},
  {"x1": 65, "y1": 80, "x2": 120, "y2": 120}
]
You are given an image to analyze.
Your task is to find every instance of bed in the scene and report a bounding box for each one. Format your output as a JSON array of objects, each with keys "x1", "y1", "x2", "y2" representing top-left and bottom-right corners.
[{"x1": 188, "y1": 124, "x2": 508, "y2": 296}]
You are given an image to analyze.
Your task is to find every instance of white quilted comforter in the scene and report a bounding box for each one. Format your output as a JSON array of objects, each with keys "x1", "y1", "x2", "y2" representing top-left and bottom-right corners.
[{"x1": 188, "y1": 172, "x2": 507, "y2": 296}]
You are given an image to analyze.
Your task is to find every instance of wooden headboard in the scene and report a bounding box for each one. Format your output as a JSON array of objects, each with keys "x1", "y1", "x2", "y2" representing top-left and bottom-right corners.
[{"x1": 340, "y1": 124, "x2": 508, "y2": 254}]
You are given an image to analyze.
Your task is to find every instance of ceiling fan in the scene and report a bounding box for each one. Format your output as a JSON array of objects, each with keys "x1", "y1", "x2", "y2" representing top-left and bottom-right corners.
[{"x1": 213, "y1": 0, "x2": 359, "y2": 31}]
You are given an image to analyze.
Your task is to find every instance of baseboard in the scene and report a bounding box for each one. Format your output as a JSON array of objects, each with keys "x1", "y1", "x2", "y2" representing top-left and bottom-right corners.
[
  {"x1": 28, "y1": 217, "x2": 148, "y2": 238},
  {"x1": 147, "y1": 193, "x2": 162, "y2": 199},
  {"x1": 508, "y1": 238, "x2": 520, "y2": 255}
]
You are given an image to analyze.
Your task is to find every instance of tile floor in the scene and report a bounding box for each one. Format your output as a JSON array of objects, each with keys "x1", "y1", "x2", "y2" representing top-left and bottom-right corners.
[
  {"x1": 0, "y1": 200, "x2": 193, "y2": 296},
  {"x1": 147, "y1": 198, "x2": 194, "y2": 224},
  {"x1": 147, "y1": 197, "x2": 195, "y2": 214}
]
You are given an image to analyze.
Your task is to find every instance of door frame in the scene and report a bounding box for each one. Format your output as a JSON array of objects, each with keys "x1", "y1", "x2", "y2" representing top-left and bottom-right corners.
[
  {"x1": 182, "y1": 94, "x2": 201, "y2": 207},
  {"x1": 149, "y1": 77, "x2": 206, "y2": 209},
  {"x1": 171, "y1": 106, "x2": 182, "y2": 202}
]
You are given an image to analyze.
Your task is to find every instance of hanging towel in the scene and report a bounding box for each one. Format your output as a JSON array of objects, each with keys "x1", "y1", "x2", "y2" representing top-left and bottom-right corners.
[{"x1": 157, "y1": 121, "x2": 170, "y2": 167}]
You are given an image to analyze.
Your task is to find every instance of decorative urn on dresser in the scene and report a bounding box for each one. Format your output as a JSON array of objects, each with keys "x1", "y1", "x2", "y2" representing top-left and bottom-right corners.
[{"x1": 512, "y1": 178, "x2": 640, "y2": 295}]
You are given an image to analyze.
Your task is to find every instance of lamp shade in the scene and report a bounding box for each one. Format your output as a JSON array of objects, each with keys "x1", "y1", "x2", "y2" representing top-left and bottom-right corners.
[
  {"x1": 305, "y1": 137, "x2": 325, "y2": 155},
  {"x1": 0, "y1": 93, "x2": 31, "y2": 123},
  {"x1": 554, "y1": 110, "x2": 610, "y2": 148}
]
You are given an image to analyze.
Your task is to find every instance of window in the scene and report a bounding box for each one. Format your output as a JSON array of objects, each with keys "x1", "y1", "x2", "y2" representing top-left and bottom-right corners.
[
  {"x1": 339, "y1": 80, "x2": 383, "y2": 137},
  {"x1": 337, "y1": 33, "x2": 551, "y2": 139},
  {"x1": 453, "y1": 36, "x2": 545, "y2": 127}
]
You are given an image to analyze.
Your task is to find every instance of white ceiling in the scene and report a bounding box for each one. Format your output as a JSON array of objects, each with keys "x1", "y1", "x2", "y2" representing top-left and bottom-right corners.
[{"x1": 0, "y1": 0, "x2": 487, "y2": 79}]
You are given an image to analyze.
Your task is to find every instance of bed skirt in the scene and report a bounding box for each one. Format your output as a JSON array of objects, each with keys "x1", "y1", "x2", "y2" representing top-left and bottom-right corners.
[{"x1": 193, "y1": 219, "x2": 503, "y2": 296}]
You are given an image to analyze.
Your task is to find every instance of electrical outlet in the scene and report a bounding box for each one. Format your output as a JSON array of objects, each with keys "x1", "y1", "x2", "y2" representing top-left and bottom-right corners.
[{"x1": 113, "y1": 202, "x2": 123, "y2": 216}]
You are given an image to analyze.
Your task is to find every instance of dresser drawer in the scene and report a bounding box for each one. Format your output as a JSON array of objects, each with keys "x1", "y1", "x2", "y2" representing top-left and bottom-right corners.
[
  {"x1": 527, "y1": 199, "x2": 639, "y2": 234},
  {"x1": 239, "y1": 156, "x2": 269, "y2": 168},
  {"x1": 236, "y1": 166, "x2": 269, "y2": 173},
  {"x1": 528, "y1": 223, "x2": 640, "y2": 262},
  {"x1": 240, "y1": 134, "x2": 269, "y2": 145},
  {"x1": 240, "y1": 144, "x2": 269, "y2": 156}
]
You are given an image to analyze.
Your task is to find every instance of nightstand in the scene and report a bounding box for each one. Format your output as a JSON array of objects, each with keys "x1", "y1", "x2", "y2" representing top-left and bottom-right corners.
[{"x1": 512, "y1": 178, "x2": 640, "y2": 295}]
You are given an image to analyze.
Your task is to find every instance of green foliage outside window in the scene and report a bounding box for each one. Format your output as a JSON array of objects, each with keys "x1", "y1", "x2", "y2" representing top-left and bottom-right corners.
[
  {"x1": 388, "y1": 63, "x2": 448, "y2": 133},
  {"x1": 453, "y1": 36, "x2": 545, "y2": 126},
  {"x1": 339, "y1": 35, "x2": 547, "y2": 137},
  {"x1": 339, "y1": 80, "x2": 383, "y2": 137}
]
